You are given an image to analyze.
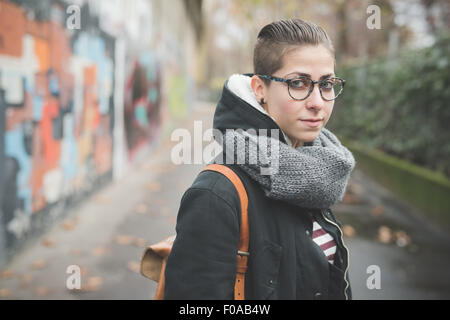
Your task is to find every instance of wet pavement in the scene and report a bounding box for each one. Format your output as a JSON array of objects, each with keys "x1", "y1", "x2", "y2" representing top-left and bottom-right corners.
[
  {"x1": 335, "y1": 169, "x2": 450, "y2": 299},
  {"x1": 1, "y1": 101, "x2": 450, "y2": 300}
]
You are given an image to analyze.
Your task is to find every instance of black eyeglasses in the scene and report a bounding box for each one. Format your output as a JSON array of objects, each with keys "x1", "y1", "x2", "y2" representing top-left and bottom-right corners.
[{"x1": 254, "y1": 74, "x2": 346, "y2": 101}]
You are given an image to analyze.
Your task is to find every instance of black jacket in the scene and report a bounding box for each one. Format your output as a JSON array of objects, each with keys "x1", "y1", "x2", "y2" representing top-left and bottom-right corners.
[{"x1": 164, "y1": 78, "x2": 352, "y2": 300}]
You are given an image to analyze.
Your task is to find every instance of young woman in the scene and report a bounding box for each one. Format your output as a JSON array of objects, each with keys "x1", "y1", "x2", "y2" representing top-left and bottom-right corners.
[{"x1": 164, "y1": 18, "x2": 356, "y2": 300}]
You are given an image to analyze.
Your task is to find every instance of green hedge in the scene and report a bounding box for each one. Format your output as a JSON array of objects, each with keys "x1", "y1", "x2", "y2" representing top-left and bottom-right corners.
[
  {"x1": 343, "y1": 139, "x2": 450, "y2": 230},
  {"x1": 329, "y1": 33, "x2": 450, "y2": 179}
]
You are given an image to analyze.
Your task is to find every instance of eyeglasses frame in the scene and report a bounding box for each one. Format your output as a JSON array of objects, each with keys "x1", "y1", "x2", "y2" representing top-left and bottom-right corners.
[{"x1": 254, "y1": 74, "x2": 346, "y2": 101}]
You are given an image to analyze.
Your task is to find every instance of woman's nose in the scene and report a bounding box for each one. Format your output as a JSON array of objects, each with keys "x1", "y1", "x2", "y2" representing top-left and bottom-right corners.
[{"x1": 306, "y1": 85, "x2": 325, "y2": 110}]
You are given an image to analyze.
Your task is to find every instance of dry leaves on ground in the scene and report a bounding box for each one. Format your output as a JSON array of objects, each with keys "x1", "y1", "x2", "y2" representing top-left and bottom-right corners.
[
  {"x1": 92, "y1": 246, "x2": 111, "y2": 257},
  {"x1": 135, "y1": 203, "x2": 148, "y2": 214},
  {"x1": 61, "y1": 218, "x2": 78, "y2": 231},
  {"x1": 341, "y1": 193, "x2": 363, "y2": 205},
  {"x1": 145, "y1": 182, "x2": 161, "y2": 192},
  {"x1": 347, "y1": 181, "x2": 363, "y2": 196},
  {"x1": 114, "y1": 234, "x2": 136, "y2": 246},
  {"x1": 377, "y1": 226, "x2": 393, "y2": 244},
  {"x1": 80, "y1": 276, "x2": 103, "y2": 292},
  {"x1": 148, "y1": 209, "x2": 158, "y2": 217},
  {"x1": 41, "y1": 238, "x2": 55, "y2": 247},
  {"x1": 93, "y1": 195, "x2": 111, "y2": 204},
  {"x1": 31, "y1": 259, "x2": 47, "y2": 270},
  {"x1": 134, "y1": 238, "x2": 147, "y2": 248},
  {"x1": 342, "y1": 224, "x2": 356, "y2": 238},
  {"x1": 34, "y1": 286, "x2": 53, "y2": 297},
  {"x1": 127, "y1": 261, "x2": 141, "y2": 273},
  {"x1": 394, "y1": 230, "x2": 412, "y2": 247},
  {"x1": 370, "y1": 205, "x2": 385, "y2": 217},
  {"x1": 0, "y1": 270, "x2": 14, "y2": 280},
  {"x1": 377, "y1": 225, "x2": 412, "y2": 247},
  {"x1": 76, "y1": 266, "x2": 91, "y2": 278},
  {"x1": 0, "y1": 288, "x2": 11, "y2": 298}
]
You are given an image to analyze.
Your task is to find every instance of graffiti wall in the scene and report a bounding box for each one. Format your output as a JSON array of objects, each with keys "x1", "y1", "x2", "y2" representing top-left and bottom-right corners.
[
  {"x1": 0, "y1": 0, "x2": 196, "y2": 266},
  {"x1": 124, "y1": 53, "x2": 162, "y2": 160},
  {"x1": 0, "y1": 0, "x2": 115, "y2": 251}
]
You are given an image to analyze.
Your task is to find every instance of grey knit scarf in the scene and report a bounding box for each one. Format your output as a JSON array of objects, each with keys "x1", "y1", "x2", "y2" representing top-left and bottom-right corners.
[{"x1": 213, "y1": 127, "x2": 356, "y2": 209}]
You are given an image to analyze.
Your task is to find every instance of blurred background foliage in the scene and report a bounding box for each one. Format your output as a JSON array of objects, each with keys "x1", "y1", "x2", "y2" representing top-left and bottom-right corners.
[{"x1": 329, "y1": 32, "x2": 450, "y2": 178}]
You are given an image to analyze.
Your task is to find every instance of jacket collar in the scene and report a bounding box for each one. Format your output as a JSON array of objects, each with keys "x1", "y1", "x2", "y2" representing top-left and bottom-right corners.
[{"x1": 213, "y1": 73, "x2": 293, "y2": 146}]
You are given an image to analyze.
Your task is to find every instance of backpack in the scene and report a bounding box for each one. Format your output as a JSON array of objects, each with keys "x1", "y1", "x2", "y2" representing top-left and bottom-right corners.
[{"x1": 140, "y1": 163, "x2": 250, "y2": 300}]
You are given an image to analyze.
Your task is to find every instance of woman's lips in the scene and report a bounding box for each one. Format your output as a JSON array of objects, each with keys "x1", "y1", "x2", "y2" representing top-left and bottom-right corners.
[{"x1": 300, "y1": 119, "x2": 322, "y2": 128}]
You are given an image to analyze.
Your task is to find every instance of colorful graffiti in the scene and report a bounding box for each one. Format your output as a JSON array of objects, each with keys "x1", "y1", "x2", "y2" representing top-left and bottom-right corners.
[
  {"x1": 0, "y1": 0, "x2": 194, "y2": 267},
  {"x1": 0, "y1": 0, "x2": 114, "y2": 247},
  {"x1": 124, "y1": 53, "x2": 162, "y2": 160}
]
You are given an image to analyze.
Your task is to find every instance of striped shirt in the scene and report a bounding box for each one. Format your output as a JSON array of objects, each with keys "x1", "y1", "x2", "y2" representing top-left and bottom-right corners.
[{"x1": 311, "y1": 218, "x2": 337, "y2": 264}]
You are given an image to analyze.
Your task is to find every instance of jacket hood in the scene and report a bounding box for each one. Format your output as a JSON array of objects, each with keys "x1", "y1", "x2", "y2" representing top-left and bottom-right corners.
[{"x1": 213, "y1": 73, "x2": 295, "y2": 146}]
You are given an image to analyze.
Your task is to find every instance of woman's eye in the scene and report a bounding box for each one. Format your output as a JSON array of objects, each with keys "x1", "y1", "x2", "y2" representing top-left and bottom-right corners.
[
  {"x1": 321, "y1": 80, "x2": 334, "y2": 90},
  {"x1": 290, "y1": 79, "x2": 308, "y2": 89}
]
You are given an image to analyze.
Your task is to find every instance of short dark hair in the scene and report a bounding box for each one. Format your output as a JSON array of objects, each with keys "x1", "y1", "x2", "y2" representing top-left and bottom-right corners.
[{"x1": 253, "y1": 19, "x2": 335, "y2": 85}]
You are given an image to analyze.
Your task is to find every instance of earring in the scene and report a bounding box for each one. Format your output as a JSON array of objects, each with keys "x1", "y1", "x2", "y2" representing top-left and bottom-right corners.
[{"x1": 260, "y1": 98, "x2": 265, "y2": 105}]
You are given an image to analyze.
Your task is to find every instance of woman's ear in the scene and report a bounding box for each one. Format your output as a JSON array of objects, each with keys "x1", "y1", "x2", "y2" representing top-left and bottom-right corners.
[{"x1": 251, "y1": 75, "x2": 266, "y2": 105}]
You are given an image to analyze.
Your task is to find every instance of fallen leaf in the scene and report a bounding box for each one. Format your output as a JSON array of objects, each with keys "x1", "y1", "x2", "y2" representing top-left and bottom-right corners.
[
  {"x1": 31, "y1": 259, "x2": 47, "y2": 270},
  {"x1": 127, "y1": 261, "x2": 140, "y2": 273},
  {"x1": 148, "y1": 210, "x2": 158, "y2": 217},
  {"x1": 135, "y1": 203, "x2": 148, "y2": 214},
  {"x1": 61, "y1": 219, "x2": 77, "y2": 231},
  {"x1": 342, "y1": 224, "x2": 356, "y2": 238},
  {"x1": 93, "y1": 195, "x2": 111, "y2": 204},
  {"x1": 377, "y1": 226, "x2": 392, "y2": 244},
  {"x1": 0, "y1": 270, "x2": 14, "y2": 280},
  {"x1": 0, "y1": 288, "x2": 11, "y2": 298},
  {"x1": 347, "y1": 181, "x2": 363, "y2": 195},
  {"x1": 79, "y1": 266, "x2": 91, "y2": 278},
  {"x1": 370, "y1": 205, "x2": 385, "y2": 217},
  {"x1": 114, "y1": 234, "x2": 135, "y2": 246},
  {"x1": 34, "y1": 286, "x2": 52, "y2": 297},
  {"x1": 92, "y1": 246, "x2": 111, "y2": 257},
  {"x1": 394, "y1": 230, "x2": 411, "y2": 247},
  {"x1": 41, "y1": 238, "x2": 55, "y2": 247},
  {"x1": 145, "y1": 182, "x2": 161, "y2": 192},
  {"x1": 81, "y1": 276, "x2": 103, "y2": 292},
  {"x1": 342, "y1": 193, "x2": 363, "y2": 205},
  {"x1": 134, "y1": 238, "x2": 147, "y2": 248}
]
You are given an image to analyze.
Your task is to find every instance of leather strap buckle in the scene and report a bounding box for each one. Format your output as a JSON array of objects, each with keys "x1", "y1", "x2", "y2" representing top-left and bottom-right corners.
[{"x1": 237, "y1": 250, "x2": 250, "y2": 256}]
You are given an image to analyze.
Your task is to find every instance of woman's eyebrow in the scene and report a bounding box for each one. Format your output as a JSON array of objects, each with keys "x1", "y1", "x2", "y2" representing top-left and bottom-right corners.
[{"x1": 287, "y1": 72, "x2": 335, "y2": 79}]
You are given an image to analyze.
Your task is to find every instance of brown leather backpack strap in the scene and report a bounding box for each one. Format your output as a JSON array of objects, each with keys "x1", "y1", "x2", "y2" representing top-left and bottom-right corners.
[{"x1": 201, "y1": 164, "x2": 249, "y2": 300}]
